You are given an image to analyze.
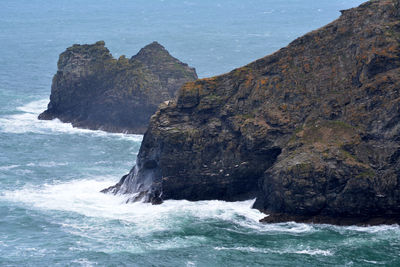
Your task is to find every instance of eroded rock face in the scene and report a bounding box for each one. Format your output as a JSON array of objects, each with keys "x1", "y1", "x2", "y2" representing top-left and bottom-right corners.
[
  {"x1": 39, "y1": 41, "x2": 197, "y2": 133},
  {"x1": 104, "y1": 0, "x2": 400, "y2": 224}
]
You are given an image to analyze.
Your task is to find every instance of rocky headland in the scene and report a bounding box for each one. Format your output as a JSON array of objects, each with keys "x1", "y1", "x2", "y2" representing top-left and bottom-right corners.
[
  {"x1": 39, "y1": 41, "x2": 197, "y2": 133},
  {"x1": 103, "y1": 0, "x2": 400, "y2": 225}
]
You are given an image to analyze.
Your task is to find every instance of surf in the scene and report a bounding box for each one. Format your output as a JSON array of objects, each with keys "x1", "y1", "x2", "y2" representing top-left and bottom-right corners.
[{"x1": 0, "y1": 99, "x2": 143, "y2": 142}]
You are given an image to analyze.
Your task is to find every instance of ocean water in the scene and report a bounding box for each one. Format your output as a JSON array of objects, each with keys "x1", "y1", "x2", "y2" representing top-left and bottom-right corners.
[{"x1": 1, "y1": 0, "x2": 399, "y2": 266}]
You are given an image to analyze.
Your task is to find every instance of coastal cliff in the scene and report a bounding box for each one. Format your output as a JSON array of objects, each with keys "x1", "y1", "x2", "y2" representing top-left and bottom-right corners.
[
  {"x1": 104, "y1": 0, "x2": 400, "y2": 225},
  {"x1": 39, "y1": 41, "x2": 197, "y2": 133}
]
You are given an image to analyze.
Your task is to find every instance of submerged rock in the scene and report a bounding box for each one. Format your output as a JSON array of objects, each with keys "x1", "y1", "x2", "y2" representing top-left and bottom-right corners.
[
  {"x1": 39, "y1": 41, "x2": 197, "y2": 133},
  {"x1": 104, "y1": 0, "x2": 400, "y2": 224}
]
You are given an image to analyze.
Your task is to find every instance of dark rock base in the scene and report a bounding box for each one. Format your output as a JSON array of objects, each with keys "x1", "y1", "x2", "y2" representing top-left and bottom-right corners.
[{"x1": 260, "y1": 213, "x2": 400, "y2": 226}]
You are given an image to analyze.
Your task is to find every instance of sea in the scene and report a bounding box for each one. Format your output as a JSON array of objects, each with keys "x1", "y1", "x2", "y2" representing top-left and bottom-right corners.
[{"x1": 1, "y1": 0, "x2": 399, "y2": 266}]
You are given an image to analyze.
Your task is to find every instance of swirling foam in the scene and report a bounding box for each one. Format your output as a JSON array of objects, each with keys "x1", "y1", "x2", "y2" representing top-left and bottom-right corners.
[
  {"x1": 0, "y1": 177, "x2": 266, "y2": 234},
  {"x1": 214, "y1": 246, "x2": 333, "y2": 256},
  {"x1": 0, "y1": 99, "x2": 142, "y2": 142},
  {"x1": 2, "y1": 176, "x2": 398, "y2": 237}
]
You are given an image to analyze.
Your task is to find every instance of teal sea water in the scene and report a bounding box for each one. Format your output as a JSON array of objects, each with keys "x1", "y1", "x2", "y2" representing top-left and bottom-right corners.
[{"x1": 1, "y1": 0, "x2": 399, "y2": 266}]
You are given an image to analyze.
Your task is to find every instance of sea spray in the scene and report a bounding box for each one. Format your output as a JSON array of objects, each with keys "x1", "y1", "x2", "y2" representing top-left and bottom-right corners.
[
  {"x1": 101, "y1": 136, "x2": 163, "y2": 203},
  {"x1": 0, "y1": 99, "x2": 143, "y2": 142},
  {"x1": 1, "y1": 177, "x2": 265, "y2": 229},
  {"x1": 1, "y1": 0, "x2": 399, "y2": 265}
]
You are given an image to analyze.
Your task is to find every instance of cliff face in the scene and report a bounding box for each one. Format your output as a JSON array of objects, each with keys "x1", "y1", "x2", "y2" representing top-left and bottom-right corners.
[
  {"x1": 39, "y1": 41, "x2": 197, "y2": 133},
  {"x1": 104, "y1": 0, "x2": 400, "y2": 224}
]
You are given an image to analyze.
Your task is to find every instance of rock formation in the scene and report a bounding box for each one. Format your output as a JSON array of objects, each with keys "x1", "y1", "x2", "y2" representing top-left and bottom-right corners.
[
  {"x1": 103, "y1": 0, "x2": 400, "y2": 225},
  {"x1": 39, "y1": 41, "x2": 197, "y2": 133}
]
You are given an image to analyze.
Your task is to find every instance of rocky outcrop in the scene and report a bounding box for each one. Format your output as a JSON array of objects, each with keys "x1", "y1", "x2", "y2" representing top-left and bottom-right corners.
[
  {"x1": 39, "y1": 41, "x2": 197, "y2": 133},
  {"x1": 103, "y1": 0, "x2": 400, "y2": 224}
]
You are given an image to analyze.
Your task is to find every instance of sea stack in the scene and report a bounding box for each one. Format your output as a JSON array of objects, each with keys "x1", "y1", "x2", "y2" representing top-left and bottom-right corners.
[
  {"x1": 104, "y1": 0, "x2": 400, "y2": 225},
  {"x1": 39, "y1": 41, "x2": 197, "y2": 133}
]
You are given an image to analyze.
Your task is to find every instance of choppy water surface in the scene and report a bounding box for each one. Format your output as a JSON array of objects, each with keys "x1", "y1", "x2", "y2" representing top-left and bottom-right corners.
[{"x1": 1, "y1": 0, "x2": 399, "y2": 266}]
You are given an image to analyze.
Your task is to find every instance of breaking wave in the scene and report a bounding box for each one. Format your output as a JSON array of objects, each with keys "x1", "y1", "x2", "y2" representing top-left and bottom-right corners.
[{"x1": 0, "y1": 99, "x2": 142, "y2": 142}]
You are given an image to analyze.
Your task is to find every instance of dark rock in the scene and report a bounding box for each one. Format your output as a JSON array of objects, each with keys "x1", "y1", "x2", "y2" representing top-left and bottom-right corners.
[
  {"x1": 39, "y1": 41, "x2": 197, "y2": 134},
  {"x1": 259, "y1": 213, "x2": 400, "y2": 226},
  {"x1": 104, "y1": 0, "x2": 400, "y2": 225}
]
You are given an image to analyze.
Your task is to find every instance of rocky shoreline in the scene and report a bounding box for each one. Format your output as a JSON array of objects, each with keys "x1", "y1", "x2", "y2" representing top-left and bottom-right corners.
[
  {"x1": 102, "y1": 0, "x2": 400, "y2": 225},
  {"x1": 39, "y1": 41, "x2": 197, "y2": 134}
]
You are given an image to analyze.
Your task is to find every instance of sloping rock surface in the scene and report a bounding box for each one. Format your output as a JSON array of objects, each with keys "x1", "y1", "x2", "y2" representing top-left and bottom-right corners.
[
  {"x1": 104, "y1": 0, "x2": 400, "y2": 224},
  {"x1": 39, "y1": 41, "x2": 197, "y2": 133}
]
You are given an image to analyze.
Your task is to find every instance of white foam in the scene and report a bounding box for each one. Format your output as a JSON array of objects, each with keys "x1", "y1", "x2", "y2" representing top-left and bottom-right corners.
[
  {"x1": 0, "y1": 165, "x2": 20, "y2": 171},
  {"x1": 26, "y1": 161, "x2": 68, "y2": 167},
  {"x1": 215, "y1": 246, "x2": 266, "y2": 252},
  {"x1": 295, "y1": 249, "x2": 333, "y2": 256},
  {"x1": 0, "y1": 176, "x2": 331, "y2": 237},
  {"x1": 71, "y1": 259, "x2": 96, "y2": 267},
  {"x1": 362, "y1": 260, "x2": 379, "y2": 264},
  {"x1": 256, "y1": 221, "x2": 315, "y2": 234},
  {"x1": 0, "y1": 177, "x2": 265, "y2": 235},
  {"x1": 16, "y1": 99, "x2": 48, "y2": 113},
  {"x1": 343, "y1": 225, "x2": 400, "y2": 233},
  {"x1": 0, "y1": 99, "x2": 143, "y2": 142},
  {"x1": 2, "y1": 174, "x2": 396, "y2": 240},
  {"x1": 214, "y1": 246, "x2": 333, "y2": 256},
  {"x1": 325, "y1": 224, "x2": 400, "y2": 235}
]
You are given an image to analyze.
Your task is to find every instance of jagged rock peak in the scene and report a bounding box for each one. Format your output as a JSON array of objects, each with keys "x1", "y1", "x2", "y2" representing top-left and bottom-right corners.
[
  {"x1": 133, "y1": 41, "x2": 167, "y2": 58},
  {"x1": 131, "y1": 41, "x2": 191, "y2": 69},
  {"x1": 38, "y1": 41, "x2": 197, "y2": 134}
]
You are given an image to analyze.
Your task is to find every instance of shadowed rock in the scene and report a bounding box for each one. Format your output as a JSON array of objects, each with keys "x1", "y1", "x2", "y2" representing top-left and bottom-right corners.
[
  {"x1": 104, "y1": 0, "x2": 400, "y2": 225},
  {"x1": 39, "y1": 41, "x2": 197, "y2": 134}
]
